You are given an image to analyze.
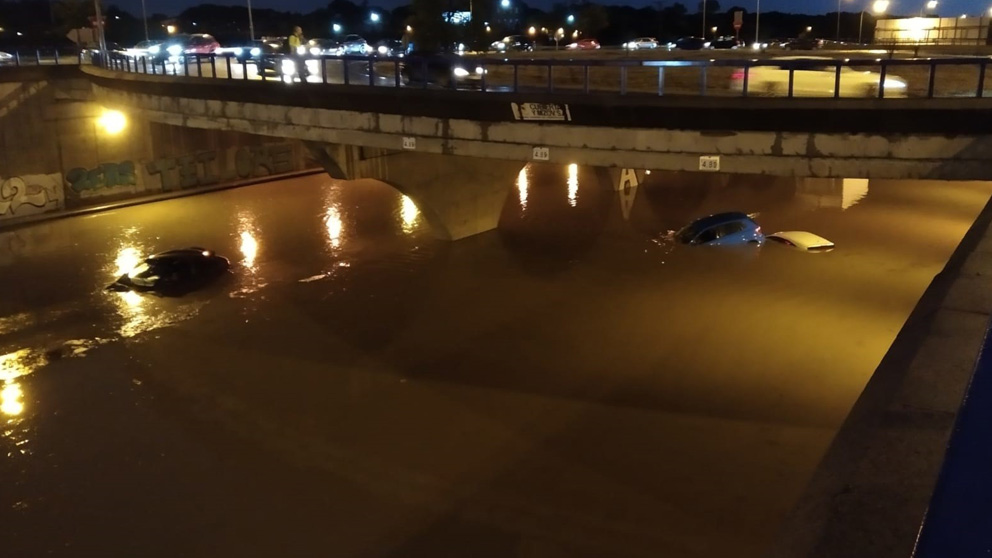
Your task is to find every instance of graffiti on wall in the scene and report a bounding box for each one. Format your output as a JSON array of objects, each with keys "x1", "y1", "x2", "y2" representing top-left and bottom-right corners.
[
  {"x1": 0, "y1": 174, "x2": 64, "y2": 221},
  {"x1": 66, "y1": 161, "x2": 138, "y2": 195},
  {"x1": 145, "y1": 144, "x2": 296, "y2": 192}
]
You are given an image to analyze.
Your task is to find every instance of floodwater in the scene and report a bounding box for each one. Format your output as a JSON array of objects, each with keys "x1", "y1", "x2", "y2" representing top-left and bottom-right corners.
[{"x1": 1, "y1": 167, "x2": 990, "y2": 558}]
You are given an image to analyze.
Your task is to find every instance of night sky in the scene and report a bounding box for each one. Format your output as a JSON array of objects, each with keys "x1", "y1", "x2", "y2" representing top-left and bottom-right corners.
[{"x1": 116, "y1": 0, "x2": 989, "y2": 16}]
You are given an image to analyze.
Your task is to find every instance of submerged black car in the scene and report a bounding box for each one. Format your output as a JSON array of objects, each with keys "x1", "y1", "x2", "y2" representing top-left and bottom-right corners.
[{"x1": 108, "y1": 248, "x2": 230, "y2": 295}]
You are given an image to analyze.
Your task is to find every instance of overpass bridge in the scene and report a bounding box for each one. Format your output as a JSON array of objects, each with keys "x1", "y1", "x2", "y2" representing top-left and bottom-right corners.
[{"x1": 4, "y1": 55, "x2": 992, "y2": 558}]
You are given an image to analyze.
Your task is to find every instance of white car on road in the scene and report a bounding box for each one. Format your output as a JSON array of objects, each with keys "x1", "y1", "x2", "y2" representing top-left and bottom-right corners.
[
  {"x1": 731, "y1": 56, "x2": 908, "y2": 97},
  {"x1": 625, "y1": 37, "x2": 660, "y2": 50}
]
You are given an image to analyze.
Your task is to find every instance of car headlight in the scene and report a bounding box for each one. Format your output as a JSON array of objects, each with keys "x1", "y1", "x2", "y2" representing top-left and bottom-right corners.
[
  {"x1": 453, "y1": 67, "x2": 470, "y2": 77},
  {"x1": 627, "y1": 42, "x2": 636, "y2": 49},
  {"x1": 296, "y1": 45, "x2": 306, "y2": 55},
  {"x1": 475, "y1": 66, "x2": 485, "y2": 75},
  {"x1": 310, "y1": 47, "x2": 321, "y2": 55},
  {"x1": 233, "y1": 47, "x2": 243, "y2": 55},
  {"x1": 167, "y1": 45, "x2": 182, "y2": 56},
  {"x1": 281, "y1": 59, "x2": 297, "y2": 74},
  {"x1": 364, "y1": 45, "x2": 373, "y2": 53},
  {"x1": 149, "y1": 45, "x2": 160, "y2": 54},
  {"x1": 377, "y1": 45, "x2": 388, "y2": 55},
  {"x1": 250, "y1": 47, "x2": 261, "y2": 56},
  {"x1": 703, "y1": 42, "x2": 711, "y2": 48}
]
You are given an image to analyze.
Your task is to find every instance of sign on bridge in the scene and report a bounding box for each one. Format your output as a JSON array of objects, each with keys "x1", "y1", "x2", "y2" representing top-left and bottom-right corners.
[{"x1": 511, "y1": 103, "x2": 572, "y2": 122}]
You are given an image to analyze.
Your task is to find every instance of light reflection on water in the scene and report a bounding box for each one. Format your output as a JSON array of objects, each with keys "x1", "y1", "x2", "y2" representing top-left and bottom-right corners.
[
  {"x1": 567, "y1": 163, "x2": 579, "y2": 208},
  {"x1": 517, "y1": 166, "x2": 529, "y2": 211},
  {"x1": 1, "y1": 381, "x2": 24, "y2": 416},
  {"x1": 400, "y1": 195, "x2": 420, "y2": 233},
  {"x1": 325, "y1": 207, "x2": 343, "y2": 249}
]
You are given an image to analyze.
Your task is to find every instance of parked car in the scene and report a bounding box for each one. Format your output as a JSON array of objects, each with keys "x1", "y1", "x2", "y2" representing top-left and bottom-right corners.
[
  {"x1": 731, "y1": 56, "x2": 908, "y2": 97},
  {"x1": 676, "y1": 212, "x2": 764, "y2": 246},
  {"x1": 625, "y1": 37, "x2": 659, "y2": 50},
  {"x1": 308, "y1": 38, "x2": 343, "y2": 56},
  {"x1": 148, "y1": 34, "x2": 191, "y2": 61},
  {"x1": 766, "y1": 231, "x2": 835, "y2": 252},
  {"x1": 401, "y1": 52, "x2": 486, "y2": 87},
  {"x1": 491, "y1": 35, "x2": 534, "y2": 52},
  {"x1": 675, "y1": 36, "x2": 709, "y2": 50},
  {"x1": 373, "y1": 39, "x2": 405, "y2": 57},
  {"x1": 0, "y1": 51, "x2": 12, "y2": 65},
  {"x1": 341, "y1": 34, "x2": 370, "y2": 55},
  {"x1": 107, "y1": 248, "x2": 230, "y2": 295},
  {"x1": 566, "y1": 38, "x2": 601, "y2": 50},
  {"x1": 710, "y1": 36, "x2": 742, "y2": 49}
]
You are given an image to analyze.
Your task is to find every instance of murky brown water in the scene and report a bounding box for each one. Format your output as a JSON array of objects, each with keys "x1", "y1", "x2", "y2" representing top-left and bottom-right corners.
[{"x1": 1, "y1": 167, "x2": 990, "y2": 557}]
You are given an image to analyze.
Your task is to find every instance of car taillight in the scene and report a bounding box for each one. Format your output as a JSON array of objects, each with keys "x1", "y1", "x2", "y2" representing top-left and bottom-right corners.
[{"x1": 731, "y1": 69, "x2": 745, "y2": 80}]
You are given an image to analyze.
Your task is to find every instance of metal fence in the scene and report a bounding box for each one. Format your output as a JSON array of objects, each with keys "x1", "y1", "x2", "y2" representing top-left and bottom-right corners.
[{"x1": 6, "y1": 47, "x2": 992, "y2": 100}]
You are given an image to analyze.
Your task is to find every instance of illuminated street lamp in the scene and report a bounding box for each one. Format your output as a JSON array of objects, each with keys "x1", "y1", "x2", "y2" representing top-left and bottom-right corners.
[
  {"x1": 500, "y1": 0, "x2": 511, "y2": 7},
  {"x1": 859, "y1": 0, "x2": 889, "y2": 44},
  {"x1": 806, "y1": 25, "x2": 813, "y2": 31},
  {"x1": 140, "y1": 0, "x2": 149, "y2": 41},
  {"x1": 567, "y1": 14, "x2": 575, "y2": 24},
  {"x1": 528, "y1": 26, "x2": 536, "y2": 36},
  {"x1": 711, "y1": 25, "x2": 718, "y2": 36},
  {"x1": 166, "y1": 24, "x2": 177, "y2": 34},
  {"x1": 370, "y1": 11, "x2": 380, "y2": 23},
  {"x1": 332, "y1": 23, "x2": 342, "y2": 33}
]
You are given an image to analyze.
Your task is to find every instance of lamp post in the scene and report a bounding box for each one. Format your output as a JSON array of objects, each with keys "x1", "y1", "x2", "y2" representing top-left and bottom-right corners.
[
  {"x1": 755, "y1": 0, "x2": 760, "y2": 45},
  {"x1": 860, "y1": 0, "x2": 889, "y2": 44},
  {"x1": 140, "y1": 0, "x2": 149, "y2": 41},
  {"x1": 920, "y1": 0, "x2": 937, "y2": 15},
  {"x1": 247, "y1": 0, "x2": 255, "y2": 40},
  {"x1": 93, "y1": 0, "x2": 106, "y2": 55},
  {"x1": 837, "y1": 0, "x2": 842, "y2": 39},
  {"x1": 702, "y1": 0, "x2": 707, "y2": 38}
]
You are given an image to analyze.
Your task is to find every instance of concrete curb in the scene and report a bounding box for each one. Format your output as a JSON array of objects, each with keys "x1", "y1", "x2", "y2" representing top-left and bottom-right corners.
[
  {"x1": 0, "y1": 168, "x2": 324, "y2": 232},
  {"x1": 767, "y1": 190, "x2": 992, "y2": 558}
]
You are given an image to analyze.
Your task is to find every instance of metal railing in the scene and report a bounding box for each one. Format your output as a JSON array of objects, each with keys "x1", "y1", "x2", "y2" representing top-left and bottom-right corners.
[
  {"x1": 7, "y1": 47, "x2": 992, "y2": 99},
  {"x1": 0, "y1": 48, "x2": 85, "y2": 66}
]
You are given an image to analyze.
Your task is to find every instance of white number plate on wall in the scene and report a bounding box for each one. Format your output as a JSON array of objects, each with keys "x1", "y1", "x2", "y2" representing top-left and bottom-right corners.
[
  {"x1": 699, "y1": 155, "x2": 720, "y2": 172},
  {"x1": 402, "y1": 137, "x2": 417, "y2": 150},
  {"x1": 532, "y1": 147, "x2": 550, "y2": 161}
]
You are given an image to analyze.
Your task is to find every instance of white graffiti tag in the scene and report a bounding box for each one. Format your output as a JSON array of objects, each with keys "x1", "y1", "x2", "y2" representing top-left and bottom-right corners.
[{"x1": 0, "y1": 174, "x2": 64, "y2": 220}]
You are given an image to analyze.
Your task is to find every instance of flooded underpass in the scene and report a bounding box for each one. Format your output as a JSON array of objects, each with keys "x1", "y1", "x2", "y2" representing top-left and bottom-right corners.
[{"x1": 1, "y1": 166, "x2": 990, "y2": 558}]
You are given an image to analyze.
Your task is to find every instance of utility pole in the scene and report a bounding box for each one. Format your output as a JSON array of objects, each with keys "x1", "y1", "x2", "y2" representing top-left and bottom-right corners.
[
  {"x1": 93, "y1": 0, "x2": 106, "y2": 55},
  {"x1": 247, "y1": 0, "x2": 256, "y2": 40},
  {"x1": 837, "y1": 0, "x2": 842, "y2": 39},
  {"x1": 702, "y1": 0, "x2": 707, "y2": 37},
  {"x1": 141, "y1": 0, "x2": 149, "y2": 41},
  {"x1": 755, "y1": 0, "x2": 760, "y2": 44}
]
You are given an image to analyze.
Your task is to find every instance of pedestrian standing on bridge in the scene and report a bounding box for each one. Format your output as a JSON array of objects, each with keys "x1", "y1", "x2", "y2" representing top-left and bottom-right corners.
[{"x1": 288, "y1": 26, "x2": 310, "y2": 80}]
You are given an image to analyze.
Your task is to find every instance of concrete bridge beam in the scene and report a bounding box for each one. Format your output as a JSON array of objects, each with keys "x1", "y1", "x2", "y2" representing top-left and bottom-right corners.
[{"x1": 306, "y1": 142, "x2": 523, "y2": 240}]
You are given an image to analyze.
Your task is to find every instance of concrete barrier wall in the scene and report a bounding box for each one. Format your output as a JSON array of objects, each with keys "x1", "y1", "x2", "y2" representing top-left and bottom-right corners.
[{"x1": 0, "y1": 74, "x2": 317, "y2": 227}]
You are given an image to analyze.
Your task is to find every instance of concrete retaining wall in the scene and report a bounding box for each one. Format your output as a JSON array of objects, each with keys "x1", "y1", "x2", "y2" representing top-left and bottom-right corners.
[{"x1": 0, "y1": 74, "x2": 317, "y2": 227}]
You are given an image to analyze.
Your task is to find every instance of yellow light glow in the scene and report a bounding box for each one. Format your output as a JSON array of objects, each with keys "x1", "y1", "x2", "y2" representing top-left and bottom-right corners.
[
  {"x1": 873, "y1": 0, "x2": 889, "y2": 13},
  {"x1": 97, "y1": 109, "x2": 127, "y2": 135},
  {"x1": 517, "y1": 166, "x2": 529, "y2": 210},
  {"x1": 325, "y1": 208, "x2": 343, "y2": 249},
  {"x1": 567, "y1": 163, "x2": 578, "y2": 207},
  {"x1": 240, "y1": 231, "x2": 258, "y2": 269},
  {"x1": 400, "y1": 195, "x2": 420, "y2": 232},
  {"x1": 0, "y1": 349, "x2": 33, "y2": 383},
  {"x1": 114, "y1": 246, "x2": 142, "y2": 277},
  {"x1": 166, "y1": 24, "x2": 177, "y2": 34},
  {"x1": 406, "y1": 25, "x2": 413, "y2": 32},
  {"x1": 645, "y1": 170, "x2": 652, "y2": 175},
  {"x1": 120, "y1": 289, "x2": 143, "y2": 309},
  {"x1": 528, "y1": 26, "x2": 536, "y2": 35},
  {"x1": 1, "y1": 382, "x2": 23, "y2": 416}
]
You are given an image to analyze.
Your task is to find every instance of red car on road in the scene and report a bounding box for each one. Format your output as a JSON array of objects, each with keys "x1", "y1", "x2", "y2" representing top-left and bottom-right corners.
[
  {"x1": 184, "y1": 34, "x2": 220, "y2": 54},
  {"x1": 566, "y1": 39, "x2": 601, "y2": 50}
]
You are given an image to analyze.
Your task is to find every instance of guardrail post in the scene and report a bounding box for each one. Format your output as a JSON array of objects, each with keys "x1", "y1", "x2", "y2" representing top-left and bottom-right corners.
[
  {"x1": 584, "y1": 65, "x2": 590, "y2": 94},
  {"x1": 242, "y1": 58, "x2": 248, "y2": 80},
  {"x1": 368, "y1": 57, "x2": 375, "y2": 86},
  {"x1": 183, "y1": 55, "x2": 189, "y2": 77},
  {"x1": 548, "y1": 63, "x2": 553, "y2": 93},
  {"x1": 343, "y1": 58, "x2": 350, "y2": 85},
  {"x1": 742, "y1": 66, "x2": 750, "y2": 97},
  {"x1": 78, "y1": 50, "x2": 83, "y2": 65},
  {"x1": 54, "y1": 49, "x2": 59, "y2": 65},
  {"x1": 392, "y1": 59, "x2": 399, "y2": 87},
  {"x1": 35, "y1": 50, "x2": 40, "y2": 65},
  {"x1": 620, "y1": 66, "x2": 627, "y2": 95},
  {"x1": 927, "y1": 62, "x2": 936, "y2": 98},
  {"x1": 224, "y1": 55, "x2": 230, "y2": 79},
  {"x1": 196, "y1": 54, "x2": 203, "y2": 77},
  {"x1": 513, "y1": 64, "x2": 519, "y2": 92},
  {"x1": 700, "y1": 66, "x2": 708, "y2": 96},
  {"x1": 322, "y1": 57, "x2": 329, "y2": 84},
  {"x1": 210, "y1": 54, "x2": 216, "y2": 78},
  {"x1": 788, "y1": 68, "x2": 795, "y2": 98},
  {"x1": 878, "y1": 62, "x2": 887, "y2": 98},
  {"x1": 834, "y1": 63, "x2": 842, "y2": 98},
  {"x1": 14, "y1": 51, "x2": 20, "y2": 66},
  {"x1": 481, "y1": 64, "x2": 487, "y2": 92},
  {"x1": 657, "y1": 66, "x2": 665, "y2": 96},
  {"x1": 977, "y1": 61, "x2": 987, "y2": 98}
]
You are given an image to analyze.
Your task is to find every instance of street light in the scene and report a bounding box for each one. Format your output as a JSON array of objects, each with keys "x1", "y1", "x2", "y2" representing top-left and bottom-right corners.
[
  {"x1": 755, "y1": 0, "x2": 761, "y2": 47},
  {"x1": 806, "y1": 25, "x2": 813, "y2": 31},
  {"x1": 859, "y1": 0, "x2": 889, "y2": 44},
  {"x1": 332, "y1": 23, "x2": 342, "y2": 33},
  {"x1": 528, "y1": 26, "x2": 536, "y2": 35},
  {"x1": 567, "y1": 14, "x2": 575, "y2": 24},
  {"x1": 370, "y1": 11, "x2": 380, "y2": 23},
  {"x1": 500, "y1": 0, "x2": 511, "y2": 8},
  {"x1": 140, "y1": 0, "x2": 149, "y2": 41}
]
